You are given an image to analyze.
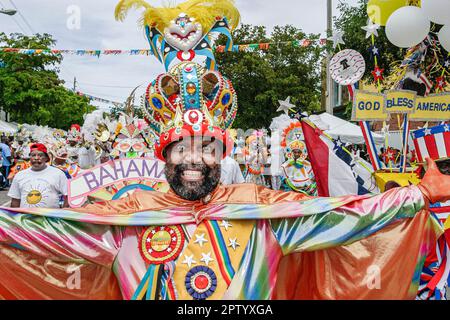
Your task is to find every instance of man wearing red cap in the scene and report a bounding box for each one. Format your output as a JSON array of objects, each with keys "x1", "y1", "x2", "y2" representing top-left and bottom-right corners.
[{"x1": 7, "y1": 143, "x2": 69, "y2": 208}]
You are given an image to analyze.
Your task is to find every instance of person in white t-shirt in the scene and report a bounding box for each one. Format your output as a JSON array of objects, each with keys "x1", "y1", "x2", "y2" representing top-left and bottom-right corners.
[
  {"x1": 220, "y1": 155, "x2": 245, "y2": 185},
  {"x1": 8, "y1": 143, "x2": 69, "y2": 208}
]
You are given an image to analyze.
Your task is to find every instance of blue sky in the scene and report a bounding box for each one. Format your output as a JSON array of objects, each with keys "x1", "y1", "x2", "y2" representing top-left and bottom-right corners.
[{"x1": 0, "y1": 0, "x2": 359, "y2": 109}]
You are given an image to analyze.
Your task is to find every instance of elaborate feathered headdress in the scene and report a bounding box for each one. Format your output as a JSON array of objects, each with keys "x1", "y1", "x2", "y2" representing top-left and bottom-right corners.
[
  {"x1": 111, "y1": 113, "x2": 150, "y2": 158},
  {"x1": 116, "y1": 0, "x2": 240, "y2": 162},
  {"x1": 67, "y1": 124, "x2": 82, "y2": 142},
  {"x1": 115, "y1": 0, "x2": 240, "y2": 70},
  {"x1": 280, "y1": 121, "x2": 306, "y2": 160}
]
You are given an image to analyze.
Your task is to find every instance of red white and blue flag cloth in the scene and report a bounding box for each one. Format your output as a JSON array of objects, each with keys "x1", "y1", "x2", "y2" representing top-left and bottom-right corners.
[
  {"x1": 413, "y1": 125, "x2": 450, "y2": 300},
  {"x1": 412, "y1": 124, "x2": 450, "y2": 162},
  {"x1": 301, "y1": 119, "x2": 379, "y2": 197}
]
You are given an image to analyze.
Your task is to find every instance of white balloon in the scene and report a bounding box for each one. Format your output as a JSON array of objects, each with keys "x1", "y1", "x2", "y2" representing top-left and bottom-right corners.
[
  {"x1": 386, "y1": 6, "x2": 430, "y2": 48},
  {"x1": 422, "y1": 0, "x2": 450, "y2": 25},
  {"x1": 439, "y1": 25, "x2": 450, "y2": 52}
]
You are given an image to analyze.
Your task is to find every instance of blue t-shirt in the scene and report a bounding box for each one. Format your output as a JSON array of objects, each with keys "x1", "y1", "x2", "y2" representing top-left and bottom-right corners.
[{"x1": 0, "y1": 143, "x2": 11, "y2": 166}]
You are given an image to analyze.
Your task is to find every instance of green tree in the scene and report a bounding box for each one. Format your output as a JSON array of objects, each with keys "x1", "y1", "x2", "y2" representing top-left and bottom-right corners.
[
  {"x1": 216, "y1": 24, "x2": 323, "y2": 130},
  {"x1": 0, "y1": 33, "x2": 95, "y2": 129}
]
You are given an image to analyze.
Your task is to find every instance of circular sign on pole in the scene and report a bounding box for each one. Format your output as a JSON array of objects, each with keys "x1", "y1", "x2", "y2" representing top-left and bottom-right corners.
[{"x1": 329, "y1": 49, "x2": 366, "y2": 86}]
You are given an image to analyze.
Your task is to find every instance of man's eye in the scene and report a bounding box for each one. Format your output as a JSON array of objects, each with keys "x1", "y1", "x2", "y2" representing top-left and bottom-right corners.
[
  {"x1": 175, "y1": 145, "x2": 186, "y2": 152},
  {"x1": 203, "y1": 145, "x2": 214, "y2": 153}
]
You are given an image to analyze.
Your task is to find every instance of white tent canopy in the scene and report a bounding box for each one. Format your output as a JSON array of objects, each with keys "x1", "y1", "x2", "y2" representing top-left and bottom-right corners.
[
  {"x1": 0, "y1": 120, "x2": 18, "y2": 134},
  {"x1": 308, "y1": 112, "x2": 384, "y2": 145}
]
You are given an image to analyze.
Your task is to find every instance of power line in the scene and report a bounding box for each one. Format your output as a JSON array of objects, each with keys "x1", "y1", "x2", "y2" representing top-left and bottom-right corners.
[
  {"x1": 8, "y1": 0, "x2": 35, "y2": 34},
  {"x1": 78, "y1": 82, "x2": 138, "y2": 89},
  {"x1": 76, "y1": 87, "x2": 129, "y2": 101}
]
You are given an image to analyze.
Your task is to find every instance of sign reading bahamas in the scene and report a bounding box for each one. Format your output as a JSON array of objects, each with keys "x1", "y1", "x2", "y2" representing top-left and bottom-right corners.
[{"x1": 68, "y1": 158, "x2": 168, "y2": 207}]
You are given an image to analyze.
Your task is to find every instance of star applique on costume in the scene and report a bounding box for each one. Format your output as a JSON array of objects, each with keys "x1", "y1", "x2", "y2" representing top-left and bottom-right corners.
[
  {"x1": 182, "y1": 254, "x2": 197, "y2": 268},
  {"x1": 220, "y1": 220, "x2": 232, "y2": 231},
  {"x1": 228, "y1": 237, "x2": 240, "y2": 251},
  {"x1": 194, "y1": 233, "x2": 208, "y2": 247},
  {"x1": 200, "y1": 252, "x2": 214, "y2": 266}
]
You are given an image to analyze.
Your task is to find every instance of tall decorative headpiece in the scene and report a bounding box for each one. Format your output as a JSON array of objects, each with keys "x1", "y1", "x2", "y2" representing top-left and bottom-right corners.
[
  {"x1": 67, "y1": 124, "x2": 82, "y2": 142},
  {"x1": 115, "y1": 0, "x2": 240, "y2": 162},
  {"x1": 111, "y1": 113, "x2": 150, "y2": 158},
  {"x1": 280, "y1": 121, "x2": 306, "y2": 160},
  {"x1": 115, "y1": 0, "x2": 240, "y2": 71}
]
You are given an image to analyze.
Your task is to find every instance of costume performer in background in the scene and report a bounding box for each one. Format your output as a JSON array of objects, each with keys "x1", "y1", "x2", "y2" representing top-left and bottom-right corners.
[
  {"x1": 280, "y1": 122, "x2": 317, "y2": 195},
  {"x1": 8, "y1": 129, "x2": 31, "y2": 181},
  {"x1": 243, "y1": 130, "x2": 268, "y2": 186},
  {"x1": 0, "y1": 0, "x2": 449, "y2": 301},
  {"x1": 65, "y1": 124, "x2": 82, "y2": 165}
]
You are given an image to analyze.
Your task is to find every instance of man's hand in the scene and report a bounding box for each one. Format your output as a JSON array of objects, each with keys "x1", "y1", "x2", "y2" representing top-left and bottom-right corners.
[{"x1": 417, "y1": 158, "x2": 450, "y2": 204}]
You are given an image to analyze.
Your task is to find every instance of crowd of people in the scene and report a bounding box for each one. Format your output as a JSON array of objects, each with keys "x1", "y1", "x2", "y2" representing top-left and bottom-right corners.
[{"x1": 0, "y1": 114, "x2": 319, "y2": 209}]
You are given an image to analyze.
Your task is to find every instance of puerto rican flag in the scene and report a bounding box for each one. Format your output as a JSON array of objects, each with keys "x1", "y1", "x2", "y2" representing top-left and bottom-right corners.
[
  {"x1": 412, "y1": 124, "x2": 450, "y2": 162},
  {"x1": 301, "y1": 119, "x2": 379, "y2": 197}
]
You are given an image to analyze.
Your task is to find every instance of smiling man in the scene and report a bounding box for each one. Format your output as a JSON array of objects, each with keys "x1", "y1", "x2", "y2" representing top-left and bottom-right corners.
[
  {"x1": 7, "y1": 143, "x2": 69, "y2": 208},
  {"x1": 0, "y1": 0, "x2": 449, "y2": 301},
  {"x1": 164, "y1": 136, "x2": 222, "y2": 201}
]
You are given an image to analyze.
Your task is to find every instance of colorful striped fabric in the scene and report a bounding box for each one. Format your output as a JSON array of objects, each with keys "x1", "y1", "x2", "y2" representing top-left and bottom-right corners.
[
  {"x1": 0, "y1": 194, "x2": 373, "y2": 227},
  {"x1": 360, "y1": 120, "x2": 382, "y2": 171},
  {"x1": 0, "y1": 185, "x2": 444, "y2": 300},
  {"x1": 399, "y1": 114, "x2": 410, "y2": 173},
  {"x1": 204, "y1": 221, "x2": 235, "y2": 285}
]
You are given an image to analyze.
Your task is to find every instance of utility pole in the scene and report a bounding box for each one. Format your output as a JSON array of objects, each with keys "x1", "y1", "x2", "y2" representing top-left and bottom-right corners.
[
  {"x1": 73, "y1": 77, "x2": 77, "y2": 92},
  {"x1": 326, "y1": 0, "x2": 334, "y2": 115}
]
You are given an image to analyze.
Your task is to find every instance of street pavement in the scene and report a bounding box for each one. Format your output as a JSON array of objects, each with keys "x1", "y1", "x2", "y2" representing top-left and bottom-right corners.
[{"x1": 0, "y1": 189, "x2": 10, "y2": 207}]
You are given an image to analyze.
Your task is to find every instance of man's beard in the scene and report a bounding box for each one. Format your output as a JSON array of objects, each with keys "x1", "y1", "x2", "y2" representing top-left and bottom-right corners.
[{"x1": 165, "y1": 163, "x2": 221, "y2": 201}]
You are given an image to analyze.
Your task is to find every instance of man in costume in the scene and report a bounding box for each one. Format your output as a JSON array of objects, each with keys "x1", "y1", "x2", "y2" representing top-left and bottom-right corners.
[
  {"x1": 0, "y1": 0, "x2": 449, "y2": 300},
  {"x1": 243, "y1": 130, "x2": 268, "y2": 186},
  {"x1": 8, "y1": 130, "x2": 31, "y2": 182},
  {"x1": 66, "y1": 124, "x2": 82, "y2": 165},
  {"x1": 280, "y1": 122, "x2": 317, "y2": 195}
]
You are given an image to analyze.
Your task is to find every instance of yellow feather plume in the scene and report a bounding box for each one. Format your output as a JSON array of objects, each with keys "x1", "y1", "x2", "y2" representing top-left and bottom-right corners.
[
  {"x1": 115, "y1": 0, "x2": 152, "y2": 22},
  {"x1": 115, "y1": 0, "x2": 240, "y2": 32}
]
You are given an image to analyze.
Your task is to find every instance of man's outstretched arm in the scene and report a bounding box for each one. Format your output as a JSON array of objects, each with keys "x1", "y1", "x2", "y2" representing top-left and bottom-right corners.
[
  {"x1": 0, "y1": 209, "x2": 123, "y2": 267},
  {"x1": 271, "y1": 158, "x2": 448, "y2": 255}
]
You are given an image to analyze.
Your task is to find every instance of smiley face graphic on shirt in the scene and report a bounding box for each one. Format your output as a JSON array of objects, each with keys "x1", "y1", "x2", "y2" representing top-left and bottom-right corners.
[
  {"x1": 23, "y1": 183, "x2": 49, "y2": 207},
  {"x1": 26, "y1": 190, "x2": 42, "y2": 204}
]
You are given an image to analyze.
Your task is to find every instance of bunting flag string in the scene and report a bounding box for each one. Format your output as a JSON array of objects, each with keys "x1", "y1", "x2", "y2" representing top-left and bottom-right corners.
[
  {"x1": 0, "y1": 38, "x2": 328, "y2": 57},
  {"x1": 76, "y1": 91, "x2": 126, "y2": 106}
]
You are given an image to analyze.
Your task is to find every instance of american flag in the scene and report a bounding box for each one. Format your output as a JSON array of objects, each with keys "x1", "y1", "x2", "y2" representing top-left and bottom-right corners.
[{"x1": 412, "y1": 124, "x2": 450, "y2": 162}]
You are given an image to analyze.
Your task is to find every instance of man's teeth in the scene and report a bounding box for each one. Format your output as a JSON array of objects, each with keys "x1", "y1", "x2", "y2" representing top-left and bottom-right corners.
[{"x1": 183, "y1": 170, "x2": 202, "y2": 178}]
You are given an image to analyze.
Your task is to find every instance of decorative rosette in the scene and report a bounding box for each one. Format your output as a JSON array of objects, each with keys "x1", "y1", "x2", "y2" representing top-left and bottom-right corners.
[{"x1": 185, "y1": 265, "x2": 217, "y2": 300}]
